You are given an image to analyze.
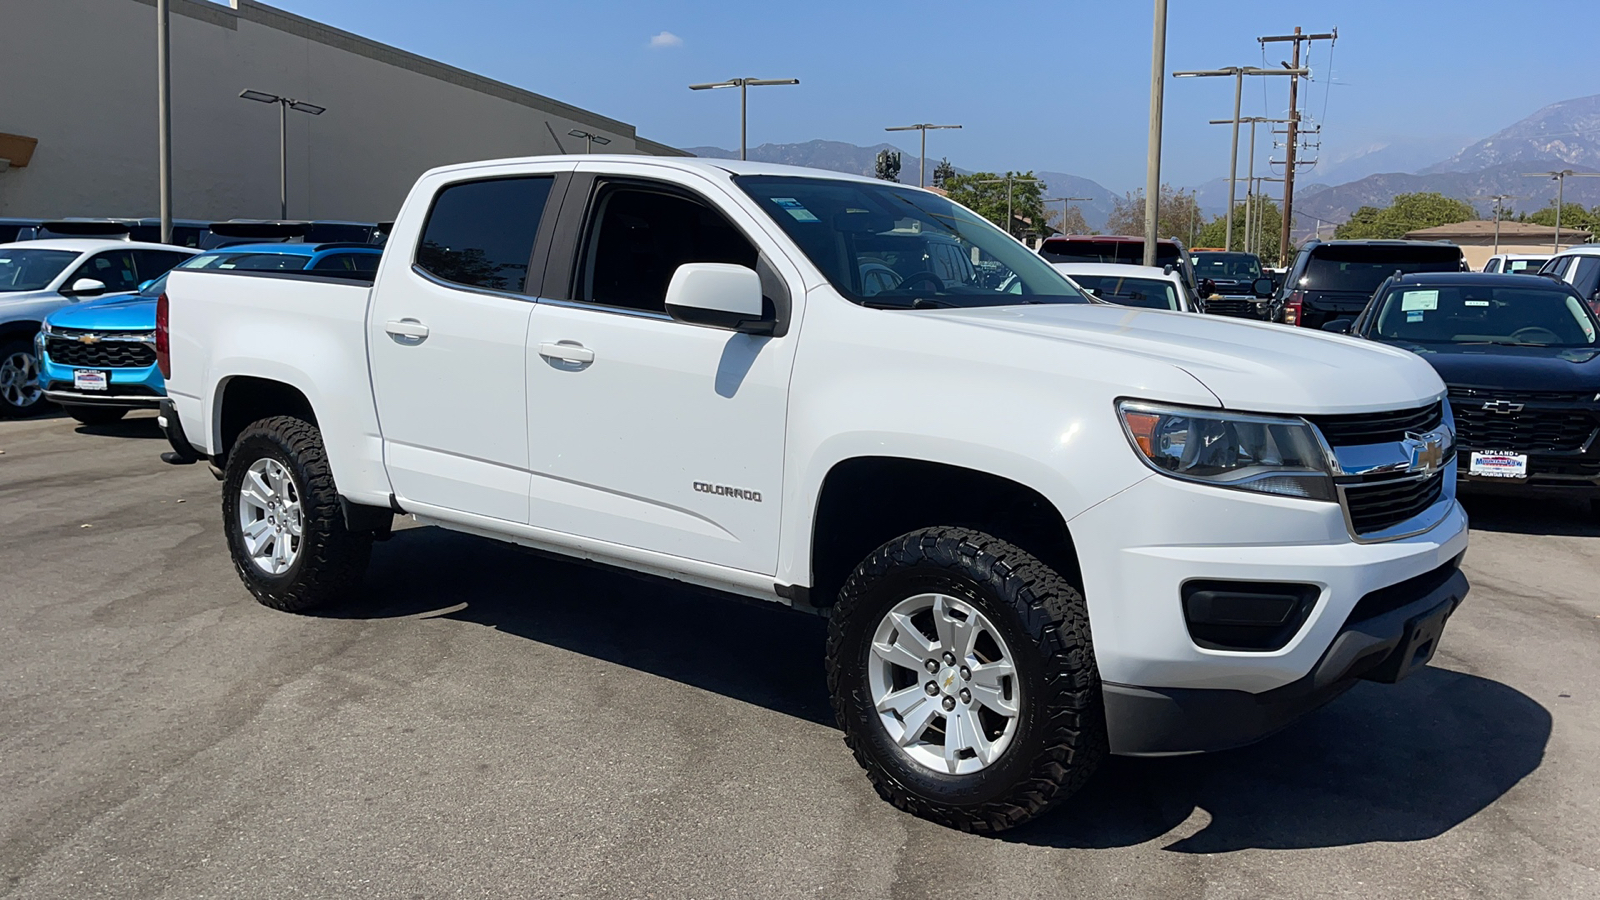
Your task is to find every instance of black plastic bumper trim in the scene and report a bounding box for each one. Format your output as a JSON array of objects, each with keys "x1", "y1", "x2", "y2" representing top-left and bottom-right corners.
[
  {"x1": 1104, "y1": 564, "x2": 1469, "y2": 756},
  {"x1": 156, "y1": 398, "x2": 203, "y2": 464}
]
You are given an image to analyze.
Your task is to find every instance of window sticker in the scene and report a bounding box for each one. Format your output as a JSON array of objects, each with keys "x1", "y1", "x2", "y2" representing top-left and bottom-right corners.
[
  {"x1": 1407, "y1": 311, "x2": 1425, "y2": 323},
  {"x1": 1400, "y1": 290, "x2": 1439, "y2": 311},
  {"x1": 1465, "y1": 299, "x2": 1489, "y2": 307},
  {"x1": 772, "y1": 197, "x2": 819, "y2": 222}
]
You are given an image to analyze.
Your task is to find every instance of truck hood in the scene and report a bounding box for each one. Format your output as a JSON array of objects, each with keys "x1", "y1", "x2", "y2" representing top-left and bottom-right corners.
[
  {"x1": 920, "y1": 303, "x2": 1445, "y2": 415},
  {"x1": 1385, "y1": 340, "x2": 1600, "y2": 393},
  {"x1": 46, "y1": 293, "x2": 154, "y2": 331}
]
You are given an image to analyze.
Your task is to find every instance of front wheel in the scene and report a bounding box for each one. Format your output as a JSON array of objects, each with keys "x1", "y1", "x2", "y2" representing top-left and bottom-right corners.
[
  {"x1": 0, "y1": 339, "x2": 45, "y2": 417},
  {"x1": 221, "y1": 416, "x2": 371, "y2": 612},
  {"x1": 827, "y1": 527, "x2": 1105, "y2": 833},
  {"x1": 63, "y1": 405, "x2": 128, "y2": 426}
]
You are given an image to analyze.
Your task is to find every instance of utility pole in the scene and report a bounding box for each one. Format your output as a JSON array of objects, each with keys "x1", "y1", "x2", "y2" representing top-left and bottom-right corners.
[
  {"x1": 156, "y1": 0, "x2": 173, "y2": 244},
  {"x1": 1259, "y1": 27, "x2": 1335, "y2": 266},
  {"x1": 1047, "y1": 196, "x2": 1092, "y2": 237},
  {"x1": 1488, "y1": 194, "x2": 1512, "y2": 255},
  {"x1": 976, "y1": 174, "x2": 1042, "y2": 239},
  {"x1": 885, "y1": 124, "x2": 962, "y2": 188},
  {"x1": 1209, "y1": 116, "x2": 1290, "y2": 253},
  {"x1": 1143, "y1": 0, "x2": 1168, "y2": 266}
]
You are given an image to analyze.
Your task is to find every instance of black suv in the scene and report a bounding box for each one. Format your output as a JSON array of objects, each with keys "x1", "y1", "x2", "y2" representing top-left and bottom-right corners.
[{"x1": 1275, "y1": 240, "x2": 1465, "y2": 329}]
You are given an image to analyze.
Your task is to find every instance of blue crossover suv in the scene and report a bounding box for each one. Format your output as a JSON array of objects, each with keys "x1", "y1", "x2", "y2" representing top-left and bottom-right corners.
[{"x1": 39, "y1": 242, "x2": 382, "y2": 424}]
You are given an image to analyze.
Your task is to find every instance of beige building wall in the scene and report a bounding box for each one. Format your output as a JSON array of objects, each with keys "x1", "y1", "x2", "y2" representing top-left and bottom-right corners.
[
  {"x1": 1459, "y1": 241, "x2": 1586, "y2": 271},
  {"x1": 0, "y1": 0, "x2": 683, "y2": 223}
]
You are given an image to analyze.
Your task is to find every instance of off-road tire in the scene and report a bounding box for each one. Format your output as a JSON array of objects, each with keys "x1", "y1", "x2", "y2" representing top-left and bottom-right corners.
[
  {"x1": 221, "y1": 416, "x2": 371, "y2": 612},
  {"x1": 63, "y1": 405, "x2": 127, "y2": 426},
  {"x1": 827, "y1": 526, "x2": 1106, "y2": 832}
]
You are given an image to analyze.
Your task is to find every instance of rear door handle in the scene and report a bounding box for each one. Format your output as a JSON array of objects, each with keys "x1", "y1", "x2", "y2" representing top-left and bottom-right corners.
[
  {"x1": 385, "y1": 318, "x2": 429, "y2": 343},
  {"x1": 538, "y1": 341, "x2": 594, "y2": 365}
]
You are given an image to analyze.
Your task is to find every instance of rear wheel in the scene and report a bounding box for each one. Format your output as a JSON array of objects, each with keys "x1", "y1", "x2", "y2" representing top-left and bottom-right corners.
[
  {"x1": 221, "y1": 416, "x2": 371, "y2": 612},
  {"x1": 63, "y1": 405, "x2": 127, "y2": 426},
  {"x1": 827, "y1": 526, "x2": 1105, "y2": 832},
  {"x1": 0, "y1": 339, "x2": 45, "y2": 417}
]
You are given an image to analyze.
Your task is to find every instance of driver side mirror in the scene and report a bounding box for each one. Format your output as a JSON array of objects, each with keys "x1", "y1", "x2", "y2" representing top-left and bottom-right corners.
[
  {"x1": 1322, "y1": 318, "x2": 1355, "y2": 334},
  {"x1": 664, "y1": 263, "x2": 775, "y2": 335},
  {"x1": 1252, "y1": 277, "x2": 1275, "y2": 298},
  {"x1": 65, "y1": 278, "x2": 107, "y2": 296}
]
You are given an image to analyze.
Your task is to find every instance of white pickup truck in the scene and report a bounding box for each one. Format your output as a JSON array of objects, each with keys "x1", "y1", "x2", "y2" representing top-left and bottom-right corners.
[{"x1": 161, "y1": 156, "x2": 1469, "y2": 832}]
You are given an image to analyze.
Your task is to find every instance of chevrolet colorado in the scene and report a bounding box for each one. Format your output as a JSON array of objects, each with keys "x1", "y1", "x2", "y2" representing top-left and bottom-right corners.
[{"x1": 161, "y1": 156, "x2": 1470, "y2": 832}]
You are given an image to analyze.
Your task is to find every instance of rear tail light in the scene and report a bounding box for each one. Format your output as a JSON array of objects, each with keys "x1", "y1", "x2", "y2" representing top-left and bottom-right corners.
[
  {"x1": 155, "y1": 291, "x2": 171, "y2": 378},
  {"x1": 1283, "y1": 290, "x2": 1305, "y2": 327}
]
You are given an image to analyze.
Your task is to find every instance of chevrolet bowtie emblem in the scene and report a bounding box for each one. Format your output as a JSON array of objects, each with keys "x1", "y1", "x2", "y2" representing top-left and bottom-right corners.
[
  {"x1": 77, "y1": 334, "x2": 102, "y2": 344},
  {"x1": 1404, "y1": 431, "x2": 1447, "y2": 475},
  {"x1": 1481, "y1": 400, "x2": 1523, "y2": 414}
]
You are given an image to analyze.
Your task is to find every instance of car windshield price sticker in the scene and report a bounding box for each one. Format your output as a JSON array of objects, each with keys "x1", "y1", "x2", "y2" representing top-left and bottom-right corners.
[
  {"x1": 772, "y1": 198, "x2": 819, "y2": 222},
  {"x1": 74, "y1": 369, "x2": 108, "y2": 392},
  {"x1": 1400, "y1": 290, "x2": 1439, "y2": 312},
  {"x1": 1470, "y1": 450, "x2": 1528, "y2": 478}
]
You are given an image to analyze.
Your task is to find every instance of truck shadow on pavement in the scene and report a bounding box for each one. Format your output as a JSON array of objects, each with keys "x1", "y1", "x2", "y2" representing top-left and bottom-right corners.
[{"x1": 340, "y1": 525, "x2": 1550, "y2": 853}]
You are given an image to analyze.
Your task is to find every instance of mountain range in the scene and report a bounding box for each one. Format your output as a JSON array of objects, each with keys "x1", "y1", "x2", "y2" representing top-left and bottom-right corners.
[{"x1": 689, "y1": 93, "x2": 1600, "y2": 238}]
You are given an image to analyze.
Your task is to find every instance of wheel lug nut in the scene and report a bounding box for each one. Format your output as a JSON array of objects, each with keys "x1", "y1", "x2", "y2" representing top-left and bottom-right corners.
[
  {"x1": 942, "y1": 652, "x2": 956, "y2": 665},
  {"x1": 925, "y1": 682, "x2": 939, "y2": 696},
  {"x1": 925, "y1": 659, "x2": 939, "y2": 674},
  {"x1": 960, "y1": 666, "x2": 971, "y2": 680},
  {"x1": 959, "y1": 689, "x2": 972, "y2": 704},
  {"x1": 942, "y1": 696, "x2": 956, "y2": 711}
]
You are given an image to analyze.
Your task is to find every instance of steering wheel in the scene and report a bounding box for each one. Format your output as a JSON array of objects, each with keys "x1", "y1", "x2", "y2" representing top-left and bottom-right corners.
[
  {"x1": 894, "y1": 271, "x2": 945, "y2": 294},
  {"x1": 1509, "y1": 326, "x2": 1561, "y2": 344}
]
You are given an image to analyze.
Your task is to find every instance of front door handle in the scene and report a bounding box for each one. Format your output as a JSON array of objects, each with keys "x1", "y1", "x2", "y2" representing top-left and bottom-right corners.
[
  {"x1": 538, "y1": 341, "x2": 594, "y2": 365},
  {"x1": 385, "y1": 318, "x2": 430, "y2": 344}
]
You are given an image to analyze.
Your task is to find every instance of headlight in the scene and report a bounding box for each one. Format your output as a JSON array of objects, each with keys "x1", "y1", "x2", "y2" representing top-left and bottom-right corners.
[{"x1": 1117, "y1": 400, "x2": 1335, "y2": 502}]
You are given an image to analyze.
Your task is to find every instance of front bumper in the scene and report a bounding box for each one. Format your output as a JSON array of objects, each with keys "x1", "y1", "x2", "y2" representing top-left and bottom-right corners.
[{"x1": 1104, "y1": 559, "x2": 1467, "y2": 754}]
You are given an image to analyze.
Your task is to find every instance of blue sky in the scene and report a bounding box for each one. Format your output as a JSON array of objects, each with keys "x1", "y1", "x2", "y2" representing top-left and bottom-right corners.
[{"x1": 265, "y1": 0, "x2": 1598, "y2": 192}]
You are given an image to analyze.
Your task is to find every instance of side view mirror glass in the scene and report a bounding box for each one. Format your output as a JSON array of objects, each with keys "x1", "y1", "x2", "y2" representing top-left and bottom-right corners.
[
  {"x1": 1252, "y1": 277, "x2": 1275, "y2": 297},
  {"x1": 664, "y1": 263, "x2": 773, "y2": 335},
  {"x1": 1322, "y1": 318, "x2": 1354, "y2": 334},
  {"x1": 67, "y1": 278, "x2": 107, "y2": 296}
]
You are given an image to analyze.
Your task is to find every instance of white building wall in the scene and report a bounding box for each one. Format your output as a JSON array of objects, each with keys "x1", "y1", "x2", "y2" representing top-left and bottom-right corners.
[{"x1": 0, "y1": 0, "x2": 682, "y2": 222}]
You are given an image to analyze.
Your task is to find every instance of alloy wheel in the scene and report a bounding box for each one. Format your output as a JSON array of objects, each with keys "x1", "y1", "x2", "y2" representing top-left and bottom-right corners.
[{"x1": 237, "y1": 457, "x2": 304, "y2": 575}]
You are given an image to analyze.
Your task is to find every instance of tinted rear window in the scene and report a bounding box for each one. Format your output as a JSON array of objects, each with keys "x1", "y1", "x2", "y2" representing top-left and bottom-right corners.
[
  {"x1": 1303, "y1": 245, "x2": 1463, "y2": 293},
  {"x1": 1040, "y1": 239, "x2": 1180, "y2": 267},
  {"x1": 416, "y1": 176, "x2": 554, "y2": 294}
]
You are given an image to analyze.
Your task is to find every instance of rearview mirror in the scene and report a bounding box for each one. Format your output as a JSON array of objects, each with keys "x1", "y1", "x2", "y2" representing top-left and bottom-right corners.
[
  {"x1": 1322, "y1": 318, "x2": 1354, "y2": 334},
  {"x1": 66, "y1": 278, "x2": 107, "y2": 296},
  {"x1": 1252, "y1": 277, "x2": 1275, "y2": 298},
  {"x1": 664, "y1": 263, "x2": 774, "y2": 335}
]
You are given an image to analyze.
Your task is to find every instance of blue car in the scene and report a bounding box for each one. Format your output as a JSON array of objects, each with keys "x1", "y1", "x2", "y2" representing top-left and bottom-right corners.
[{"x1": 39, "y1": 242, "x2": 382, "y2": 424}]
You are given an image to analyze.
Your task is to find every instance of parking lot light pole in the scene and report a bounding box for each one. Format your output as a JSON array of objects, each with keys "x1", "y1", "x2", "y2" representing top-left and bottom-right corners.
[
  {"x1": 884, "y1": 124, "x2": 962, "y2": 188},
  {"x1": 1174, "y1": 67, "x2": 1306, "y2": 252},
  {"x1": 689, "y1": 78, "x2": 799, "y2": 161},
  {"x1": 239, "y1": 90, "x2": 325, "y2": 219},
  {"x1": 1523, "y1": 170, "x2": 1600, "y2": 252},
  {"x1": 977, "y1": 175, "x2": 1042, "y2": 239},
  {"x1": 567, "y1": 129, "x2": 611, "y2": 153},
  {"x1": 1047, "y1": 197, "x2": 1092, "y2": 237},
  {"x1": 156, "y1": 0, "x2": 173, "y2": 244}
]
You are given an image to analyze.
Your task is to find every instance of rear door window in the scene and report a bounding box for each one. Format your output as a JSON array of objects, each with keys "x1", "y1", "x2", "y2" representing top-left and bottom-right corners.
[
  {"x1": 131, "y1": 249, "x2": 192, "y2": 282},
  {"x1": 416, "y1": 176, "x2": 554, "y2": 294}
]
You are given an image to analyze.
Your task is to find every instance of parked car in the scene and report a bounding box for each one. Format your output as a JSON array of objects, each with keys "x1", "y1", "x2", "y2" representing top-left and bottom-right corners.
[
  {"x1": 0, "y1": 239, "x2": 195, "y2": 416},
  {"x1": 37, "y1": 242, "x2": 381, "y2": 424},
  {"x1": 163, "y1": 157, "x2": 1467, "y2": 833},
  {"x1": 1050, "y1": 262, "x2": 1198, "y2": 311},
  {"x1": 1191, "y1": 251, "x2": 1276, "y2": 319},
  {"x1": 1482, "y1": 253, "x2": 1549, "y2": 275},
  {"x1": 1275, "y1": 240, "x2": 1466, "y2": 329},
  {"x1": 0, "y1": 218, "x2": 43, "y2": 243},
  {"x1": 1038, "y1": 235, "x2": 1203, "y2": 299},
  {"x1": 1324, "y1": 271, "x2": 1600, "y2": 506},
  {"x1": 1538, "y1": 245, "x2": 1600, "y2": 310}
]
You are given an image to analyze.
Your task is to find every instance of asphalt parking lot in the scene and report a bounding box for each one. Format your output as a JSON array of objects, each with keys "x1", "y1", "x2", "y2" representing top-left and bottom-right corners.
[{"x1": 2, "y1": 411, "x2": 1598, "y2": 899}]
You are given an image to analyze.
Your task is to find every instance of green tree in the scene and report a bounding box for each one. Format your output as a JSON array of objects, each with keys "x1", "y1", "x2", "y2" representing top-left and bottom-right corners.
[
  {"x1": 1194, "y1": 197, "x2": 1283, "y2": 261},
  {"x1": 944, "y1": 171, "x2": 1049, "y2": 238},
  {"x1": 931, "y1": 157, "x2": 955, "y2": 190},
  {"x1": 874, "y1": 149, "x2": 901, "y2": 183},
  {"x1": 1333, "y1": 192, "x2": 1478, "y2": 240},
  {"x1": 1104, "y1": 184, "x2": 1204, "y2": 245},
  {"x1": 1523, "y1": 201, "x2": 1600, "y2": 233}
]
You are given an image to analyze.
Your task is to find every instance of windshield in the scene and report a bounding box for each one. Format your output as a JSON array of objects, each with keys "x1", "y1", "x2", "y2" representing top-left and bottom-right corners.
[
  {"x1": 736, "y1": 176, "x2": 1087, "y2": 308},
  {"x1": 1065, "y1": 274, "x2": 1180, "y2": 311},
  {"x1": 1193, "y1": 252, "x2": 1261, "y2": 281},
  {"x1": 0, "y1": 249, "x2": 79, "y2": 292},
  {"x1": 1303, "y1": 245, "x2": 1462, "y2": 293},
  {"x1": 1373, "y1": 284, "x2": 1598, "y2": 347}
]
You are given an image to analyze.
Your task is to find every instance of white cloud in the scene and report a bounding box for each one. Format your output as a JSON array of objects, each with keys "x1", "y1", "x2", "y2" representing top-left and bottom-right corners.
[{"x1": 649, "y1": 31, "x2": 683, "y2": 48}]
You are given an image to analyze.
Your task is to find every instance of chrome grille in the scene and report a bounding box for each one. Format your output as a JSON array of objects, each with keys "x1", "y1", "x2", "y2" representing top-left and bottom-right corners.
[
  {"x1": 1308, "y1": 402, "x2": 1444, "y2": 447},
  {"x1": 1446, "y1": 388, "x2": 1600, "y2": 453},
  {"x1": 1342, "y1": 471, "x2": 1446, "y2": 536}
]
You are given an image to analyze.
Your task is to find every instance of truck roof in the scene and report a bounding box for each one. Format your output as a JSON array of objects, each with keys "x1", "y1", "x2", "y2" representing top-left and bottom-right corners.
[{"x1": 421, "y1": 154, "x2": 890, "y2": 188}]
